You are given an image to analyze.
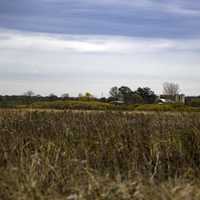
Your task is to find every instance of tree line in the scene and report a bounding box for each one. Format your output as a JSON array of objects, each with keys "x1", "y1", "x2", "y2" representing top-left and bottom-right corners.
[
  {"x1": 0, "y1": 82, "x2": 189, "y2": 107},
  {"x1": 108, "y1": 82, "x2": 181, "y2": 104}
]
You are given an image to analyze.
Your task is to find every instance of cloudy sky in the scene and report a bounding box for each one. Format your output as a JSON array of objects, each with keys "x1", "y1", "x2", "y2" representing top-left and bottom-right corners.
[{"x1": 0, "y1": 0, "x2": 200, "y2": 96}]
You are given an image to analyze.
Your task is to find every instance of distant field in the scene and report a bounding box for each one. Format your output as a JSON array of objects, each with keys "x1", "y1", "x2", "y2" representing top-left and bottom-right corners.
[
  {"x1": 1, "y1": 99, "x2": 200, "y2": 112},
  {"x1": 1, "y1": 110, "x2": 200, "y2": 199}
]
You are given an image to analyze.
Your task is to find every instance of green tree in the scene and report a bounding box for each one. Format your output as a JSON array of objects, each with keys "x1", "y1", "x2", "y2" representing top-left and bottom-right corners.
[
  {"x1": 136, "y1": 87, "x2": 157, "y2": 104},
  {"x1": 85, "y1": 92, "x2": 93, "y2": 98},
  {"x1": 79, "y1": 92, "x2": 94, "y2": 101},
  {"x1": 109, "y1": 86, "x2": 119, "y2": 100},
  {"x1": 118, "y1": 86, "x2": 134, "y2": 104}
]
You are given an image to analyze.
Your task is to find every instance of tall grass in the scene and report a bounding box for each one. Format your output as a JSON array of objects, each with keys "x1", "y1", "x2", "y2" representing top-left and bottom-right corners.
[{"x1": 0, "y1": 110, "x2": 200, "y2": 199}]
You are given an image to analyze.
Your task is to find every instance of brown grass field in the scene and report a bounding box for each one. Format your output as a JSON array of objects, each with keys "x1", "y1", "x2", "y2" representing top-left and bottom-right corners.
[{"x1": 1, "y1": 109, "x2": 200, "y2": 199}]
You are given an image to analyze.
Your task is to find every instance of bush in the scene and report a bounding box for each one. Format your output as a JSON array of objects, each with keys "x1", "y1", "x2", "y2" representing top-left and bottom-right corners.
[
  {"x1": 30, "y1": 100, "x2": 113, "y2": 110},
  {"x1": 191, "y1": 99, "x2": 200, "y2": 107}
]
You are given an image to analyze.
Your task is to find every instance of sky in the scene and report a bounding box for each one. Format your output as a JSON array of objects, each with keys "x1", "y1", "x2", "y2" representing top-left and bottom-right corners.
[{"x1": 0, "y1": 0, "x2": 200, "y2": 96}]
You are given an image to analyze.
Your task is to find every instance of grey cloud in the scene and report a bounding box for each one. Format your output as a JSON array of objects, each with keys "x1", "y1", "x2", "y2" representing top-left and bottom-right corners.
[{"x1": 0, "y1": 0, "x2": 200, "y2": 38}]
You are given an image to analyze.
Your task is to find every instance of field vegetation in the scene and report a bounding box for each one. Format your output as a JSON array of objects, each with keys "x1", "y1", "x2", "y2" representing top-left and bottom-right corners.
[
  {"x1": 30, "y1": 101, "x2": 200, "y2": 112},
  {"x1": 2, "y1": 99, "x2": 198, "y2": 112},
  {"x1": 1, "y1": 110, "x2": 200, "y2": 199}
]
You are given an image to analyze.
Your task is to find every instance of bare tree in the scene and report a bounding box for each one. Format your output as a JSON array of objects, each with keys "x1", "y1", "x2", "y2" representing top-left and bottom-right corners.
[
  {"x1": 61, "y1": 93, "x2": 69, "y2": 98},
  {"x1": 48, "y1": 93, "x2": 58, "y2": 101},
  {"x1": 24, "y1": 90, "x2": 35, "y2": 97},
  {"x1": 163, "y1": 82, "x2": 180, "y2": 96}
]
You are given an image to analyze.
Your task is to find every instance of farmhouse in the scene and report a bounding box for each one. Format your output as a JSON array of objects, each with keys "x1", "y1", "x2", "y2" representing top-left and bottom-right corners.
[
  {"x1": 159, "y1": 94, "x2": 185, "y2": 104},
  {"x1": 111, "y1": 100, "x2": 125, "y2": 105}
]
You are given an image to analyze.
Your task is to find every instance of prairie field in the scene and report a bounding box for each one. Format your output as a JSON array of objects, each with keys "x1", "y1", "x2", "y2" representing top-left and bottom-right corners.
[{"x1": 1, "y1": 110, "x2": 200, "y2": 199}]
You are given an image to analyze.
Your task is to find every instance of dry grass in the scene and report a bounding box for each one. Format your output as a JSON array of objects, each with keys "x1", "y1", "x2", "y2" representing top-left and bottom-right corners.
[{"x1": 0, "y1": 110, "x2": 200, "y2": 199}]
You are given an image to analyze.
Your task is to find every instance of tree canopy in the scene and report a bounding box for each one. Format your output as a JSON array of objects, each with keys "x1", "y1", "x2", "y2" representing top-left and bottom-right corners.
[{"x1": 109, "y1": 86, "x2": 157, "y2": 104}]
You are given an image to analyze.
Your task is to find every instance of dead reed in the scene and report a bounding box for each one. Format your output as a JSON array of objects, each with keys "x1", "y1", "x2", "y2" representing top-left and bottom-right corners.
[{"x1": 0, "y1": 110, "x2": 200, "y2": 199}]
